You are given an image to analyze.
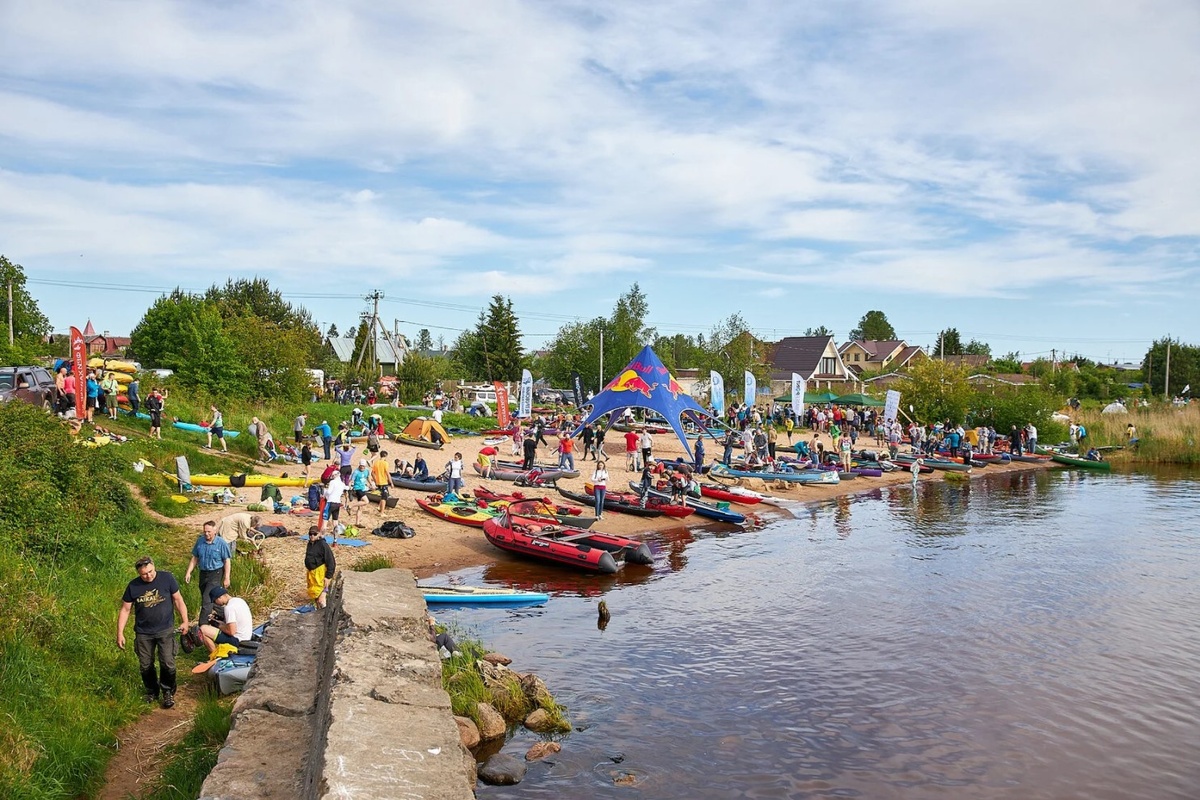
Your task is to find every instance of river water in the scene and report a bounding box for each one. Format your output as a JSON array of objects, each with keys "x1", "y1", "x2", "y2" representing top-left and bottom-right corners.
[{"x1": 432, "y1": 469, "x2": 1200, "y2": 799}]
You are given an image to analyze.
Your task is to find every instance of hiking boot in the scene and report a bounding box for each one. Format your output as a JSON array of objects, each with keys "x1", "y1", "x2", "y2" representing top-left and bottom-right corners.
[
  {"x1": 161, "y1": 690, "x2": 175, "y2": 709},
  {"x1": 143, "y1": 691, "x2": 159, "y2": 704}
]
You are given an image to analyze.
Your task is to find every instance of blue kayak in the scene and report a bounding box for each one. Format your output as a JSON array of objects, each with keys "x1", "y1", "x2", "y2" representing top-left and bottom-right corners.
[
  {"x1": 173, "y1": 421, "x2": 241, "y2": 438},
  {"x1": 419, "y1": 585, "x2": 549, "y2": 605},
  {"x1": 710, "y1": 464, "x2": 839, "y2": 484},
  {"x1": 629, "y1": 483, "x2": 747, "y2": 524}
]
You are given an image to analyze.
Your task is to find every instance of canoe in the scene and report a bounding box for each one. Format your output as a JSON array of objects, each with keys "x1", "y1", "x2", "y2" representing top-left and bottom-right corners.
[
  {"x1": 709, "y1": 464, "x2": 840, "y2": 484},
  {"x1": 1007, "y1": 454, "x2": 1051, "y2": 463},
  {"x1": 173, "y1": 421, "x2": 241, "y2": 438},
  {"x1": 556, "y1": 486, "x2": 664, "y2": 518},
  {"x1": 494, "y1": 460, "x2": 580, "y2": 479},
  {"x1": 894, "y1": 454, "x2": 972, "y2": 473},
  {"x1": 88, "y1": 358, "x2": 138, "y2": 373},
  {"x1": 585, "y1": 483, "x2": 695, "y2": 518},
  {"x1": 698, "y1": 483, "x2": 764, "y2": 505},
  {"x1": 482, "y1": 512, "x2": 644, "y2": 573},
  {"x1": 390, "y1": 474, "x2": 449, "y2": 492},
  {"x1": 610, "y1": 423, "x2": 670, "y2": 434},
  {"x1": 473, "y1": 486, "x2": 582, "y2": 517},
  {"x1": 419, "y1": 585, "x2": 550, "y2": 605},
  {"x1": 392, "y1": 435, "x2": 443, "y2": 450},
  {"x1": 190, "y1": 473, "x2": 311, "y2": 488},
  {"x1": 630, "y1": 483, "x2": 746, "y2": 524},
  {"x1": 416, "y1": 497, "x2": 498, "y2": 527},
  {"x1": 1050, "y1": 453, "x2": 1112, "y2": 471},
  {"x1": 472, "y1": 462, "x2": 576, "y2": 484}
]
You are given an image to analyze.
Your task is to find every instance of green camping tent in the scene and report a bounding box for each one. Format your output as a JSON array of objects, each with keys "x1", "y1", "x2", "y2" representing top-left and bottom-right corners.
[
  {"x1": 775, "y1": 390, "x2": 840, "y2": 404},
  {"x1": 833, "y1": 392, "x2": 886, "y2": 407}
]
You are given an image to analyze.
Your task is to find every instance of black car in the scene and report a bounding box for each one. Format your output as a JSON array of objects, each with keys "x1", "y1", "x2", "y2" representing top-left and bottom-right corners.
[{"x1": 0, "y1": 366, "x2": 57, "y2": 410}]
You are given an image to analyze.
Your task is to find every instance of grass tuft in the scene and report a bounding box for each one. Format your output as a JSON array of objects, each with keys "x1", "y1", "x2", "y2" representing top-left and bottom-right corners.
[{"x1": 351, "y1": 554, "x2": 395, "y2": 572}]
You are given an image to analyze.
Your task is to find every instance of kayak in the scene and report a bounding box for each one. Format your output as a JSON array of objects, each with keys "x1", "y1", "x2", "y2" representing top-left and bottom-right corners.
[
  {"x1": 173, "y1": 421, "x2": 241, "y2": 438},
  {"x1": 709, "y1": 464, "x2": 840, "y2": 484},
  {"x1": 190, "y1": 473, "x2": 311, "y2": 487},
  {"x1": 392, "y1": 435, "x2": 444, "y2": 450},
  {"x1": 585, "y1": 483, "x2": 695, "y2": 518},
  {"x1": 556, "y1": 486, "x2": 664, "y2": 518},
  {"x1": 629, "y1": 483, "x2": 746, "y2": 524},
  {"x1": 1050, "y1": 453, "x2": 1112, "y2": 471},
  {"x1": 894, "y1": 454, "x2": 972, "y2": 473},
  {"x1": 88, "y1": 357, "x2": 138, "y2": 373},
  {"x1": 419, "y1": 585, "x2": 550, "y2": 605},
  {"x1": 698, "y1": 483, "x2": 764, "y2": 505},
  {"x1": 416, "y1": 497, "x2": 498, "y2": 527},
  {"x1": 390, "y1": 474, "x2": 449, "y2": 492}
]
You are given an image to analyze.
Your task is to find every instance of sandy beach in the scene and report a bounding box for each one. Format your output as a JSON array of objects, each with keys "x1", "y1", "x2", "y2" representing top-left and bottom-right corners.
[{"x1": 172, "y1": 425, "x2": 1056, "y2": 608}]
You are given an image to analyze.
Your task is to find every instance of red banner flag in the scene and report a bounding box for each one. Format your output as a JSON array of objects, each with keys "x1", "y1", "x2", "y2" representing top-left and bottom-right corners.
[
  {"x1": 493, "y1": 381, "x2": 511, "y2": 428},
  {"x1": 70, "y1": 326, "x2": 87, "y2": 419}
]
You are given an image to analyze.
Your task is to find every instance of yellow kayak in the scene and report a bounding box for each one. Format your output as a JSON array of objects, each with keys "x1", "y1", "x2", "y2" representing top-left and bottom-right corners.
[
  {"x1": 88, "y1": 358, "x2": 138, "y2": 373},
  {"x1": 190, "y1": 473, "x2": 312, "y2": 488}
]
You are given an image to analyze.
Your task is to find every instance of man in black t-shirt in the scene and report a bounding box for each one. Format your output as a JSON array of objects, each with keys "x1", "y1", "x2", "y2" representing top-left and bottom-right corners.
[{"x1": 117, "y1": 557, "x2": 189, "y2": 708}]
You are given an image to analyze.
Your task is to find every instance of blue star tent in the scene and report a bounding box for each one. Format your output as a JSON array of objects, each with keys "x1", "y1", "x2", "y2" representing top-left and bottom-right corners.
[{"x1": 576, "y1": 345, "x2": 721, "y2": 459}]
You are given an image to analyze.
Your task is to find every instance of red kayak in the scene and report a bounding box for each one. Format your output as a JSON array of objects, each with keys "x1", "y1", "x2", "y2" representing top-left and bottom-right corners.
[
  {"x1": 698, "y1": 483, "x2": 764, "y2": 505},
  {"x1": 473, "y1": 485, "x2": 581, "y2": 516},
  {"x1": 481, "y1": 425, "x2": 518, "y2": 437},
  {"x1": 583, "y1": 483, "x2": 694, "y2": 518},
  {"x1": 482, "y1": 508, "x2": 652, "y2": 573}
]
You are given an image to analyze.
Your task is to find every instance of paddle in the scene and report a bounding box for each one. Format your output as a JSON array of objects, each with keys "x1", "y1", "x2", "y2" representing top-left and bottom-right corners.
[{"x1": 192, "y1": 658, "x2": 218, "y2": 674}]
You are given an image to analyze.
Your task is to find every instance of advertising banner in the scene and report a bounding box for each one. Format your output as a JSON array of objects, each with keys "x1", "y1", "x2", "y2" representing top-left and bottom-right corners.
[
  {"x1": 517, "y1": 369, "x2": 532, "y2": 418},
  {"x1": 70, "y1": 326, "x2": 87, "y2": 419},
  {"x1": 791, "y1": 373, "x2": 805, "y2": 420},
  {"x1": 744, "y1": 370, "x2": 757, "y2": 407},
  {"x1": 709, "y1": 370, "x2": 725, "y2": 416},
  {"x1": 493, "y1": 381, "x2": 510, "y2": 428},
  {"x1": 884, "y1": 390, "x2": 901, "y2": 424}
]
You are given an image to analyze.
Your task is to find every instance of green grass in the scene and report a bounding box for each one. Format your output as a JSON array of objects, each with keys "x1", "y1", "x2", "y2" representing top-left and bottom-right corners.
[
  {"x1": 0, "y1": 402, "x2": 275, "y2": 798},
  {"x1": 350, "y1": 554, "x2": 395, "y2": 572},
  {"x1": 143, "y1": 690, "x2": 233, "y2": 800}
]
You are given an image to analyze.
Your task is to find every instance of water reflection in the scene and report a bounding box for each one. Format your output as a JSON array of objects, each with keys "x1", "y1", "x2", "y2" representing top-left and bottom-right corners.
[{"x1": 452, "y1": 469, "x2": 1200, "y2": 799}]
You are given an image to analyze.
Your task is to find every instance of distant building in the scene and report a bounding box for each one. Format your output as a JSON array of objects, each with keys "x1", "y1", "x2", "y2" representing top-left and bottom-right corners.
[
  {"x1": 764, "y1": 336, "x2": 853, "y2": 397},
  {"x1": 72, "y1": 319, "x2": 132, "y2": 356},
  {"x1": 839, "y1": 340, "x2": 927, "y2": 375},
  {"x1": 327, "y1": 333, "x2": 409, "y2": 374},
  {"x1": 936, "y1": 354, "x2": 990, "y2": 370}
]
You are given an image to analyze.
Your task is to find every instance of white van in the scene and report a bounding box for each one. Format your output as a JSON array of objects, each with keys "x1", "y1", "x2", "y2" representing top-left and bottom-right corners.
[{"x1": 469, "y1": 387, "x2": 497, "y2": 405}]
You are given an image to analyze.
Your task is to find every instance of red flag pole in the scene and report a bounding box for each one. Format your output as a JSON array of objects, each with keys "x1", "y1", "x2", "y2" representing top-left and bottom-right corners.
[{"x1": 70, "y1": 326, "x2": 87, "y2": 420}]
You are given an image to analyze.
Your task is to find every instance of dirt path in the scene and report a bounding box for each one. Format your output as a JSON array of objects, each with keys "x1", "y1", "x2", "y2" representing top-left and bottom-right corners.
[{"x1": 97, "y1": 681, "x2": 201, "y2": 800}]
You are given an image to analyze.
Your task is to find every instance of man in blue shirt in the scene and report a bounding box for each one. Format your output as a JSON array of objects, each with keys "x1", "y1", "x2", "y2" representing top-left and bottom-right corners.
[
  {"x1": 117, "y1": 557, "x2": 189, "y2": 708},
  {"x1": 184, "y1": 521, "x2": 232, "y2": 625},
  {"x1": 314, "y1": 420, "x2": 333, "y2": 460}
]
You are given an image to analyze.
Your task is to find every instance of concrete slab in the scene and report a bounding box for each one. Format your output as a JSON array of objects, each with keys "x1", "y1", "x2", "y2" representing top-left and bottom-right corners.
[{"x1": 200, "y1": 709, "x2": 311, "y2": 800}]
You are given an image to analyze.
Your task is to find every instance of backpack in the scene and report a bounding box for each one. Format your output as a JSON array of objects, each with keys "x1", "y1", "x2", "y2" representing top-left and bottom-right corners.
[
  {"x1": 320, "y1": 464, "x2": 338, "y2": 484},
  {"x1": 373, "y1": 521, "x2": 416, "y2": 539}
]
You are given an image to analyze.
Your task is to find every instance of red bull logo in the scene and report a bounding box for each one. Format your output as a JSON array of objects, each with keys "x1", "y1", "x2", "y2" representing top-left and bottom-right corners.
[
  {"x1": 666, "y1": 375, "x2": 685, "y2": 400},
  {"x1": 609, "y1": 369, "x2": 657, "y2": 398}
]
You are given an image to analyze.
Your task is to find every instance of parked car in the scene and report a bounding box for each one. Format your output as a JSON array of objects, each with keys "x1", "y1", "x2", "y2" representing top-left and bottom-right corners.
[{"x1": 0, "y1": 366, "x2": 57, "y2": 409}]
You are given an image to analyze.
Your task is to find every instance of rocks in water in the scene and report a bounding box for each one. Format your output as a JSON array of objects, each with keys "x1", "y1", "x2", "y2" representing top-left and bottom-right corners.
[
  {"x1": 525, "y1": 741, "x2": 561, "y2": 761},
  {"x1": 476, "y1": 702, "x2": 507, "y2": 741},
  {"x1": 454, "y1": 715, "x2": 480, "y2": 749},
  {"x1": 520, "y1": 673, "x2": 553, "y2": 707},
  {"x1": 477, "y1": 659, "x2": 513, "y2": 690},
  {"x1": 481, "y1": 652, "x2": 512, "y2": 666},
  {"x1": 613, "y1": 771, "x2": 640, "y2": 787},
  {"x1": 478, "y1": 754, "x2": 526, "y2": 786},
  {"x1": 523, "y1": 708, "x2": 558, "y2": 733}
]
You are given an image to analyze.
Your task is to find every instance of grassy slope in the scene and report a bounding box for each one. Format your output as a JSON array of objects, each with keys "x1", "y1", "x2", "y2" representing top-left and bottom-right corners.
[{"x1": 0, "y1": 402, "x2": 269, "y2": 799}]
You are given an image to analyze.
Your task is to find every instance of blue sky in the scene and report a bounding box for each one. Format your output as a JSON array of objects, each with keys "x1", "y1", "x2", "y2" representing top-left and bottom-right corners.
[{"x1": 3, "y1": 0, "x2": 1197, "y2": 364}]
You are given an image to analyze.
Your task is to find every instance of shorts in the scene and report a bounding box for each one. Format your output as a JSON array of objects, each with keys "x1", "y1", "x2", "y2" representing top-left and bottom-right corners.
[
  {"x1": 214, "y1": 630, "x2": 240, "y2": 647},
  {"x1": 211, "y1": 427, "x2": 224, "y2": 439},
  {"x1": 327, "y1": 502, "x2": 341, "y2": 520},
  {"x1": 86, "y1": 396, "x2": 97, "y2": 409},
  {"x1": 306, "y1": 564, "x2": 328, "y2": 600},
  {"x1": 376, "y1": 486, "x2": 390, "y2": 499},
  {"x1": 295, "y1": 431, "x2": 303, "y2": 443},
  {"x1": 352, "y1": 489, "x2": 367, "y2": 501},
  {"x1": 367, "y1": 443, "x2": 380, "y2": 454},
  {"x1": 150, "y1": 412, "x2": 162, "y2": 427},
  {"x1": 339, "y1": 465, "x2": 352, "y2": 479}
]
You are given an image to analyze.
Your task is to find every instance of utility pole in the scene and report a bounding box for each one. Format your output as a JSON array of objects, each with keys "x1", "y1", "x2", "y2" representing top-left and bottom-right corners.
[
  {"x1": 354, "y1": 290, "x2": 406, "y2": 379},
  {"x1": 1051, "y1": 348, "x2": 1056, "y2": 373},
  {"x1": 1164, "y1": 338, "x2": 1171, "y2": 401},
  {"x1": 7, "y1": 279, "x2": 13, "y2": 346},
  {"x1": 599, "y1": 329, "x2": 605, "y2": 392}
]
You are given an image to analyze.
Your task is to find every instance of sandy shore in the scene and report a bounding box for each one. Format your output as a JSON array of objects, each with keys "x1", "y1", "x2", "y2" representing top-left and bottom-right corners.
[{"x1": 180, "y1": 426, "x2": 1056, "y2": 609}]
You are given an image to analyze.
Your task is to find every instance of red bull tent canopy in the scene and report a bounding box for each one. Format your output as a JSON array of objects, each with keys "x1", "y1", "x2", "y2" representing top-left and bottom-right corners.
[{"x1": 576, "y1": 345, "x2": 719, "y2": 459}]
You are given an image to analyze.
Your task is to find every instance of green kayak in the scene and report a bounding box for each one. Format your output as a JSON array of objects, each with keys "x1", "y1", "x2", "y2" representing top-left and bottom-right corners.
[{"x1": 1050, "y1": 453, "x2": 1112, "y2": 471}]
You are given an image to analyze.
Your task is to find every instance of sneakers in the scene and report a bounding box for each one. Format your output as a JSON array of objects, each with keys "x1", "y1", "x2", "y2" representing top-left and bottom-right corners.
[
  {"x1": 161, "y1": 690, "x2": 175, "y2": 709},
  {"x1": 143, "y1": 691, "x2": 159, "y2": 704}
]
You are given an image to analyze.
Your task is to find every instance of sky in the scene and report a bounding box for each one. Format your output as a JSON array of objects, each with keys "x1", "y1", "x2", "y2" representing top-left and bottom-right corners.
[{"x1": 3, "y1": 0, "x2": 1198, "y2": 365}]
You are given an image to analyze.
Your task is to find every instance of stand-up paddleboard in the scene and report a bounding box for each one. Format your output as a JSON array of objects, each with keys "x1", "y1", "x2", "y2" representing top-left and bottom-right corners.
[
  {"x1": 173, "y1": 421, "x2": 241, "y2": 438},
  {"x1": 419, "y1": 585, "x2": 550, "y2": 605}
]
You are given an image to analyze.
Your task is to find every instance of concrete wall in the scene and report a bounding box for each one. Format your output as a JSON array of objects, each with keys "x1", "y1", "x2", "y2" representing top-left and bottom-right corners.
[{"x1": 200, "y1": 568, "x2": 475, "y2": 800}]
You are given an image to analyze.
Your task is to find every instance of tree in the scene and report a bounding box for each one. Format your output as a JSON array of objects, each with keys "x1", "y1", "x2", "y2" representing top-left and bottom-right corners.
[
  {"x1": 451, "y1": 296, "x2": 524, "y2": 381},
  {"x1": 540, "y1": 317, "x2": 606, "y2": 389},
  {"x1": 933, "y1": 328, "x2": 964, "y2": 356},
  {"x1": 607, "y1": 283, "x2": 655, "y2": 373},
  {"x1": 963, "y1": 339, "x2": 991, "y2": 358},
  {"x1": 326, "y1": 323, "x2": 339, "y2": 340},
  {"x1": 653, "y1": 333, "x2": 703, "y2": 372},
  {"x1": 803, "y1": 326, "x2": 833, "y2": 338},
  {"x1": 415, "y1": 328, "x2": 434, "y2": 352},
  {"x1": 848, "y1": 310, "x2": 896, "y2": 342},
  {"x1": 0, "y1": 256, "x2": 52, "y2": 342},
  {"x1": 1143, "y1": 337, "x2": 1199, "y2": 398},
  {"x1": 693, "y1": 313, "x2": 770, "y2": 403},
  {"x1": 895, "y1": 357, "x2": 974, "y2": 425},
  {"x1": 205, "y1": 277, "x2": 323, "y2": 362},
  {"x1": 129, "y1": 291, "x2": 247, "y2": 396},
  {"x1": 394, "y1": 353, "x2": 441, "y2": 404},
  {"x1": 989, "y1": 351, "x2": 1023, "y2": 374}
]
